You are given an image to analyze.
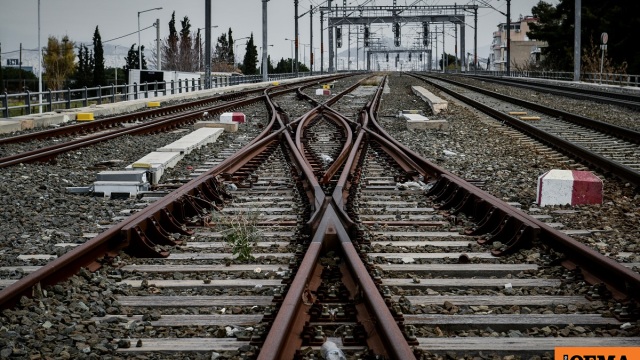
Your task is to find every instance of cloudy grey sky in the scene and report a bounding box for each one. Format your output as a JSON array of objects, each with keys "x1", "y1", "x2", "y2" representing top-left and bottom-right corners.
[{"x1": 1, "y1": 0, "x2": 553, "y2": 70}]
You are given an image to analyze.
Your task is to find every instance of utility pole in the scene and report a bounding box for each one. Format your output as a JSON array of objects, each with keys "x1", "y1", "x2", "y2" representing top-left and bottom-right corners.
[
  {"x1": 434, "y1": 26, "x2": 438, "y2": 71},
  {"x1": 38, "y1": 0, "x2": 42, "y2": 112},
  {"x1": 0, "y1": 42, "x2": 3, "y2": 91},
  {"x1": 506, "y1": 0, "x2": 511, "y2": 74},
  {"x1": 205, "y1": 0, "x2": 211, "y2": 88},
  {"x1": 573, "y1": 0, "x2": 581, "y2": 81},
  {"x1": 294, "y1": 0, "x2": 299, "y2": 77},
  {"x1": 347, "y1": 25, "x2": 351, "y2": 70},
  {"x1": 156, "y1": 19, "x2": 161, "y2": 70},
  {"x1": 356, "y1": 26, "x2": 359, "y2": 71},
  {"x1": 19, "y1": 43, "x2": 22, "y2": 90},
  {"x1": 328, "y1": 0, "x2": 334, "y2": 72},
  {"x1": 474, "y1": 6, "x2": 477, "y2": 72},
  {"x1": 454, "y1": 22, "x2": 457, "y2": 72},
  {"x1": 310, "y1": 5, "x2": 313, "y2": 76},
  {"x1": 320, "y1": 10, "x2": 324, "y2": 74},
  {"x1": 263, "y1": 0, "x2": 269, "y2": 81}
]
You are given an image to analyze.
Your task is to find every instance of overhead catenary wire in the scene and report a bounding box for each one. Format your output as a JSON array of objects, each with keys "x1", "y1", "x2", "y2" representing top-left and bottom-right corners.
[{"x1": 1, "y1": 24, "x2": 157, "y2": 55}]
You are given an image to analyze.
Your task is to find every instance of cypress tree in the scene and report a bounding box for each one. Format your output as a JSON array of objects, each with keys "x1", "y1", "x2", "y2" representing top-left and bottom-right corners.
[{"x1": 92, "y1": 26, "x2": 105, "y2": 85}]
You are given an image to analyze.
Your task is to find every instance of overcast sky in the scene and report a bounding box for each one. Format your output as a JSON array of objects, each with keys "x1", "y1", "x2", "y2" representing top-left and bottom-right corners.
[{"x1": 1, "y1": 0, "x2": 553, "y2": 69}]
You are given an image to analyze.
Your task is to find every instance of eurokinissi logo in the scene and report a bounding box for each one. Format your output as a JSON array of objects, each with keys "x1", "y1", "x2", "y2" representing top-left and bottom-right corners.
[{"x1": 555, "y1": 347, "x2": 640, "y2": 360}]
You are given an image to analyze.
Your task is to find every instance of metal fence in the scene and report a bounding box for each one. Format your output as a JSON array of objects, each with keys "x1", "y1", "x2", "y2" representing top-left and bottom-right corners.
[
  {"x1": 472, "y1": 70, "x2": 640, "y2": 88},
  {"x1": 1, "y1": 72, "x2": 311, "y2": 118}
]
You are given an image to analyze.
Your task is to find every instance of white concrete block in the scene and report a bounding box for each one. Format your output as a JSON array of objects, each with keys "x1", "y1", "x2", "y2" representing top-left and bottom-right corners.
[
  {"x1": 93, "y1": 181, "x2": 149, "y2": 198},
  {"x1": 411, "y1": 86, "x2": 448, "y2": 114},
  {"x1": 406, "y1": 119, "x2": 449, "y2": 130},
  {"x1": 126, "y1": 151, "x2": 184, "y2": 184},
  {"x1": 194, "y1": 121, "x2": 238, "y2": 132},
  {"x1": 157, "y1": 128, "x2": 224, "y2": 154},
  {"x1": 220, "y1": 112, "x2": 246, "y2": 123},
  {"x1": 537, "y1": 170, "x2": 603, "y2": 207}
]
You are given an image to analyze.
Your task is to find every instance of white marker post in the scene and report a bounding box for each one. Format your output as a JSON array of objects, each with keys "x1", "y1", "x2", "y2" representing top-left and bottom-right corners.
[{"x1": 600, "y1": 32, "x2": 608, "y2": 84}]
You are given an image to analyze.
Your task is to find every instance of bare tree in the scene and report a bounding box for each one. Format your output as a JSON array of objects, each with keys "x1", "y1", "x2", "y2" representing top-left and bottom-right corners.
[
  {"x1": 155, "y1": 13, "x2": 201, "y2": 72},
  {"x1": 43, "y1": 36, "x2": 75, "y2": 90}
]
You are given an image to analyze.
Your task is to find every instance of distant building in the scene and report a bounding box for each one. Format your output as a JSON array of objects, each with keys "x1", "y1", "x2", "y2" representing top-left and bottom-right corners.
[{"x1": 489, "y1": 15, "x2": 547, "y2": 71}]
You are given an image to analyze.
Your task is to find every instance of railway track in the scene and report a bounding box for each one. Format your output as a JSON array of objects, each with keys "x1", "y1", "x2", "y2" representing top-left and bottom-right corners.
[
  {"x1": 464, "y1": 74, "x2": 640, "y2": 110},
  {"x1": 1, "y1": 73, "x2": 639, "y2": 359},
  {"x1": 411, "y1": 73, "x2": 640, "y2": 188}
]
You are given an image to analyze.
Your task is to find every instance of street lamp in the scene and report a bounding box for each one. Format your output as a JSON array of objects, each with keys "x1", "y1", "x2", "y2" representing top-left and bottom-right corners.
[
  {"x1": 138, "y1": 7, "x2": 163, "y2": 70},
  {"x1": 285, "y1": 38, "x2": 295, "y2": 73},
  {"x1": 232, "y1": 36, "x2": 250, "y2": 66},
  {"x1": 301, "y1": 43, "x2": 310, "y2": 70}
]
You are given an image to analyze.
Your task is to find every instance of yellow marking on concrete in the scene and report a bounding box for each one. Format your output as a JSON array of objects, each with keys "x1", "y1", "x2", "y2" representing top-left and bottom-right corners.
[
  {"x1": 76, "y1": 113, "x2": 95, "y2": 121},
  {"x1": 132, "y1": 163, "x2": 152, "y2": 169},
  {"x1": 271, "y1": 81, "x2": 280, "y2": 86},
  {"x1": 147, "y1": 102, "x2": 161, "y2": 108}
]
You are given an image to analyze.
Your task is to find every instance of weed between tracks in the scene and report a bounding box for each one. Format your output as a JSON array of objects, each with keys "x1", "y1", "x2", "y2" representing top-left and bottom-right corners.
[{"x1": 212, "y1": 207, "x2": 262, "y2": 261}]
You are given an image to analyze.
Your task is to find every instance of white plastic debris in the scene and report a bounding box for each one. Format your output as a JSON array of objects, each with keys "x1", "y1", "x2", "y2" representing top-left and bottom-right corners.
[
  {"x1": 254, "y1": 284, "x2": 263, "y2": 288},
  {"x1": 320, "y1": 154, "x2": 334, "y2": 163},
  {"x1": 321, "y1": 340, "x2": 346, "y2": 360},
  {"x1": 395, "y1": 181, "x2": 429, "y2": 191},
  {"x1": 620, "y1": 322, "x2": 632, "y2": 329},
  {"x1": 254, "y1": 267, "x2": 262, "y2": 273},
  {"x1": 504, "y1": 283, "x2": 513, "y2": 290},
  {"x1": 443, "y1": 149, "x2": 457, "y2": 156},
  {"x1": 226, "y1": 183, "x2": 238, "y2": 191}
]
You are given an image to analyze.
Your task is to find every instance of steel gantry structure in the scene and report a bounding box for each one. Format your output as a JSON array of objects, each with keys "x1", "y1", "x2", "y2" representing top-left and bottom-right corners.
[{"x1": 321, "y1": 3, "x2": 478, "y2": 72}]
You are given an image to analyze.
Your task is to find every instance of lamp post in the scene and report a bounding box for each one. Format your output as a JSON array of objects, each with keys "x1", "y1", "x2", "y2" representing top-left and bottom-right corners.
[
  {"x1": 138, "y1": 7, "x2": 163, "y2": 70},
  {"x1": 232, "y1": 36, "x2": 250, "y2": 66},
  {"x1": 301, "y1": 43, "x2": 310, "y2": 70},
  {"x1": 285, "y1": 38, "x2": 295, "y2": 73},
  {"x1": 114, "y1": 45, "x2": 119, "y2": 86}
]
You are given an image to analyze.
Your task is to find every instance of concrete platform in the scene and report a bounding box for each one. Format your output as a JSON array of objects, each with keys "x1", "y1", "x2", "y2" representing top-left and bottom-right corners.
[
  {"x1": 0, "y1": 113, "x2": 72, "y2": 134},
  {"x1": 157, "y1": 128, "x2": 224, "y2": 154},
  {"x1": 412, "y1": 86, "x2": 448, "y2": 114},
  {"x1": 0, "y1": 120, "x2": 22, "y2": 133},
  {"x1": 125, "y1": 152, "x2": 183, "y2": 184},
  {"x1": 1, "y1": 74, "x2": 330, "y2": 134},
  {"x1": 194, "y1": 121, "x2": 238, "y2": 132}
]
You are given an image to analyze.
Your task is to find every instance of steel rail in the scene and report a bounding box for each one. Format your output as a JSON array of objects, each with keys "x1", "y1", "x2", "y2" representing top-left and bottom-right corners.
[
  {"x1": 464, "y1": 74, "x2": 640, "y2": 110},
  {"x1": 0, "y1": 96, "x2": 257, "y2": 168},
  {"x1": 258, "y1": 74, "x2": 418, "y2": 360},
  {"x1": 364, "y1": 75, "x2": 640, "y2": 302},
  {"x1": 0, "y1": 79, "x2": 346, "y2": 307},
  {"x1": 422, "y1": 74, "x2": 640, "y2": 144},
  {"x1": 0, "y1": 130, "x2": 281, "y2": 307},
  {"x1": 0, "y1": 75, "x2": 344, "y2": 146},
  {"x1": 410, "y1": 74, "x2": 640, "y2": 188}
]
